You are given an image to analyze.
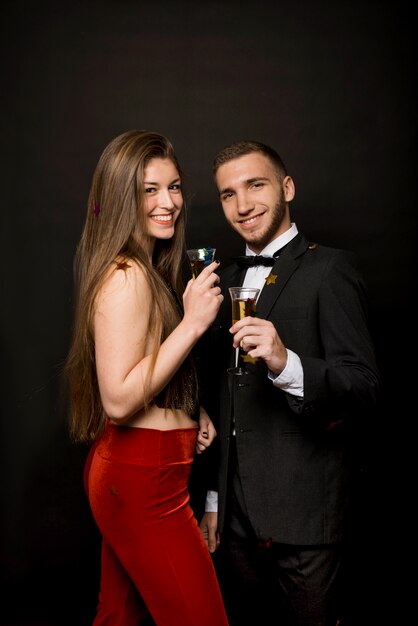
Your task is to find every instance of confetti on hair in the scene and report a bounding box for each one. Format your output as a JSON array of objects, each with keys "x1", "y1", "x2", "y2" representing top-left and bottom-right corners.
[
  {"x1": 115, "y1": 260, "x2": 131, "y2": 271},
  {"x1": 93, "y1": 203, "x2": 100, "y2": 216}
]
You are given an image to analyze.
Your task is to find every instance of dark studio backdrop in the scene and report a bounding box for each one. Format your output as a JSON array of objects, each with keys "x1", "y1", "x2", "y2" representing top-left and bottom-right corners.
[{"x1": 1, "y1": 1, "x2": 415, "y2": 624}]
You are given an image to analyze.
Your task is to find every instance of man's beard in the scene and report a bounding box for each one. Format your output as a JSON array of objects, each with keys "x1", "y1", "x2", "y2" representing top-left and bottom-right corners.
[{"x1": 233, "y1": 194, "x2": 286, "y2": 250}]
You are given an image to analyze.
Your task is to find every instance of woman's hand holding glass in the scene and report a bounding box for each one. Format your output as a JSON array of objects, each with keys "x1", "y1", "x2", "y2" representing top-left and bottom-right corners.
[{"x1": 182, "y1": 260, "x2": 223, "y2": 336}]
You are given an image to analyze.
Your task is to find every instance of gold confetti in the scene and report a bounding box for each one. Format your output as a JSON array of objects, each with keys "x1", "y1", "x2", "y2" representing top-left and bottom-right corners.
[
  {"x1": 115, "y1": 260, "x2": 131, "y2": 271},
  {"x1": 242, "y1": 354, "x2": 258, "y2": 364}
]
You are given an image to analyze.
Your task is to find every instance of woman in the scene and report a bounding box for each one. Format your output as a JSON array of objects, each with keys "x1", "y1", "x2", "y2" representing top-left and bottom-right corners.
[{"x1": 66, "y1": 130, "x2": 228, "y2": 625}]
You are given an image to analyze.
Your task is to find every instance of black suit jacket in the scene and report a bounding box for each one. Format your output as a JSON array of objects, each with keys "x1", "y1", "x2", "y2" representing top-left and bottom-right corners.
[{"x1": 198, "y1": 233, "x2": 381, "y2": 545}]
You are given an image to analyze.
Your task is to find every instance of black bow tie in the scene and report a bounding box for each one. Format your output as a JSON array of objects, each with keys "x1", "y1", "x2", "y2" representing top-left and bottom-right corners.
[{"x1": 235, "y1": 251, "x2": 280, "y2": 269}]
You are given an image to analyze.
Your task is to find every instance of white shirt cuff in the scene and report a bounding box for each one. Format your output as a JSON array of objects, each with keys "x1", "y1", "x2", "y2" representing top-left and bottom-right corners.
[
  {"x1": 268, "y1": 349, "x2": 304, "y2": 398},
  {"x1": 205, "y1": 490, "x2": 218, "y2": 513}
]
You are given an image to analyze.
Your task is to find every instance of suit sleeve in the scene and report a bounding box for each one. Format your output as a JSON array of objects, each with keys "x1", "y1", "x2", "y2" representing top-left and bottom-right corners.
[{"x1": 289, "y1": 250, "x2": 381, "y2": 424}]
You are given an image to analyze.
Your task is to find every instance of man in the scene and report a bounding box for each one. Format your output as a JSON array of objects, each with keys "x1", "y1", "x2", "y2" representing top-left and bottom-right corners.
[{"x1": 198, "y1": 140, "x2": 381, "y2": 626}]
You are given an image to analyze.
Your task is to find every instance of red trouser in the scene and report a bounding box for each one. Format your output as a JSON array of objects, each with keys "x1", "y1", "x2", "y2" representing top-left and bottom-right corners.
[{"x1": 85, "y1": 423, "x2": 229, "y2": 626}]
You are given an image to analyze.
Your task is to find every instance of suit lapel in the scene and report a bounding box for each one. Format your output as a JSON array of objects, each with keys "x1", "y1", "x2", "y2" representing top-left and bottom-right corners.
[{"x1": 256, "y1": 233, "x2": 311, "y2": 319}]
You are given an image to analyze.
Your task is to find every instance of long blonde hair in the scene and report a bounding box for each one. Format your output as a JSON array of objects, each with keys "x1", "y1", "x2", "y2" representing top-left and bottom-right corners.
[{"x1": 67, "y1": 130, "x2": 198, "y2": 443}]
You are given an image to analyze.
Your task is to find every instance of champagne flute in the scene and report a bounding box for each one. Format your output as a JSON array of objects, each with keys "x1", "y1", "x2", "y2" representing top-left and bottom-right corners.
[
  {"x1": 186, "y1": 247, "x2": 216, "y2": 278},
  {"x1": 227, "y1": 286, "x2": 260, "y2": 375}
]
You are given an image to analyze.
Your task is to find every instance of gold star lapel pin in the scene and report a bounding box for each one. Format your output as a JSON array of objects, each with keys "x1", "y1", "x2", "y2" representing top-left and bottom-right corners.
[{"x1": 265, "y1": 273, "x2": 278, "y2": 285}]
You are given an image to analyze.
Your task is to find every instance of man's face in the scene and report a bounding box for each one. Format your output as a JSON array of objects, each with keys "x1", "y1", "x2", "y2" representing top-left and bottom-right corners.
[{"x1": 215, "y1": 152, "x2": 294, "y2": 253}]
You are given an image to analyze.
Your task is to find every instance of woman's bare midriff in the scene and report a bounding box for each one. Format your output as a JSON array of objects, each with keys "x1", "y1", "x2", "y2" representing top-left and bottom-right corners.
[{"x1": 109, "y1": 403, "x2": 198, "y2": 430}]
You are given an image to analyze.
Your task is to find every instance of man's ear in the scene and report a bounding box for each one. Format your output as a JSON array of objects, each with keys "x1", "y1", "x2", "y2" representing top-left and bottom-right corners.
[{"x1": 283, "y1": 175, "x2": 295, "y2": 202}]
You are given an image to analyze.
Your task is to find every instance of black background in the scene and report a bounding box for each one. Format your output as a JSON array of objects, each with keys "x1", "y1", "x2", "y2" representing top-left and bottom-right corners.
[{"x1": 1, "y1": 1, "x2": 415, "y2": 624}]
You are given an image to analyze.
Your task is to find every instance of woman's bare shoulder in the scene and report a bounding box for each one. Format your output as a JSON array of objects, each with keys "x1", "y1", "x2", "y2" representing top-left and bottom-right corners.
[{"x1": 97, "y1": 258, "x2": 151, "y2": 306}]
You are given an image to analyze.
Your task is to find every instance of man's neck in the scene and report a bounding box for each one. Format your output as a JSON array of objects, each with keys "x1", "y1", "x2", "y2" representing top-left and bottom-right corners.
[{"x1": 246, "y1": 223, "x2": 298, "y2": 256}]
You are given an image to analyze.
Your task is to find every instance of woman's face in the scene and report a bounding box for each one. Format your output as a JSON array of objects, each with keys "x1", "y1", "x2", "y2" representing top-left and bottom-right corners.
[{"x1": 143, "y1": 158, "x2": 183, "y2": 241}]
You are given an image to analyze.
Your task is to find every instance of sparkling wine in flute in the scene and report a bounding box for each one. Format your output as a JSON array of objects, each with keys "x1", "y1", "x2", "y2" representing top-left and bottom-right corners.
[
  {"x1": 231, "y1": 297, "x2": 257, "y2": 325},
  {"x1": 228, "y1": 286, "x2": 260, "y2": 375}
]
